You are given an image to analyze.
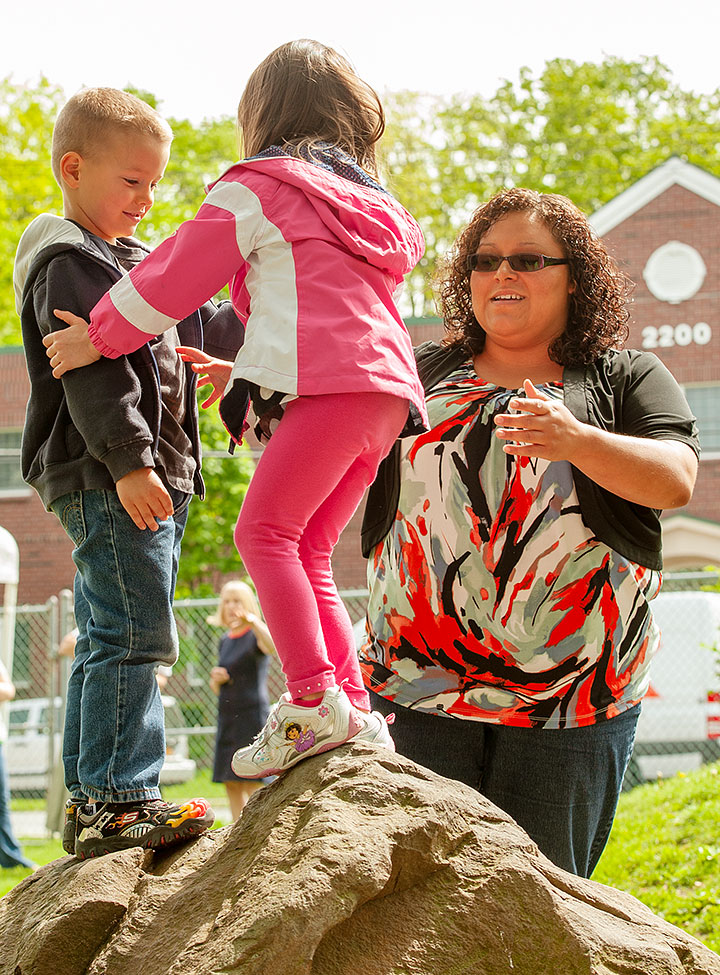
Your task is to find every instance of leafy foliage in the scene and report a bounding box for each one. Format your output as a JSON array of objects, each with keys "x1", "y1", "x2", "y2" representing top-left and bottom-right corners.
[
  {"x1": 175, "y1": 402, "x2": 255, "y2": 598},
  {"x1": 379, "y1": 56, "x2": 720, "y2": 315},
  {"x1": 3, "y1": 59, "x2": 720, "y2": 587},
  {"x1": 0, "y1": 77, "x2": 64, "y2": 344}
]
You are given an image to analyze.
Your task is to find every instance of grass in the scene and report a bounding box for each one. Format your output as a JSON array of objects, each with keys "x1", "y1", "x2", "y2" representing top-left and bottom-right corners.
[
  {"x1": 160, "y1": 768, "x2": 227, "y2": 803},
  {"x1": 593, "y1": 762, "x2": 720, "y2": 953},
  {"x1": 1, "y1": 770, "x2": 232, "y2": 898},
  {"x1": 3, "y1": 764, "x2": 719, "y2": 958},
  {"x1": 0, "y1": 838, "x2": 64, "y2": 897}
]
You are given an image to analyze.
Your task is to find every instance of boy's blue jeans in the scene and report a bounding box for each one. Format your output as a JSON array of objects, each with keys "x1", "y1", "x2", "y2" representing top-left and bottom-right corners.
[
  {"x1": 50, "y1": 488, "x2": 189, "y2": 804},
  {"x1": 370, "y1": 690, "x2": 640, "y2": 878}
]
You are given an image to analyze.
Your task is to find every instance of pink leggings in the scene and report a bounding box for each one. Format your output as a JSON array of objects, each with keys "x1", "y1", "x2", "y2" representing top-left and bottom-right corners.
[{"x1": 234, "y1": 391, "x2": 408, "y2": 710}]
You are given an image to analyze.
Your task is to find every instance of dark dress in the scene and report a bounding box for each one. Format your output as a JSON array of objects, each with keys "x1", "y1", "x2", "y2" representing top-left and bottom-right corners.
[{"x1": 212, "y1": 630, "x2": 270, "y2": 782}]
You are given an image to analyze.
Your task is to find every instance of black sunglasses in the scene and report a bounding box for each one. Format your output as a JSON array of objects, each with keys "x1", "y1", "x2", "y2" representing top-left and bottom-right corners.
[{"x1": 466, "y1": 253, "x2": 570, "y2": 273}]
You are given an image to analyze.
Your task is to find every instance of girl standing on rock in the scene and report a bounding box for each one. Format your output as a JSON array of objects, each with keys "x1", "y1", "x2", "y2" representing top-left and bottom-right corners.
[{"x1": 44, "y1": 39, "x2": 427, "y2": 779}]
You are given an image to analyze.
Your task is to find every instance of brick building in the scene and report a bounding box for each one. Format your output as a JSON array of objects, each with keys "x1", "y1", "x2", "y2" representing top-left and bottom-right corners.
[
  {"x1": 590, "y1": 157, "x2": 720, "y2": 567},
  {"x1": 2, "y1": 155, "x2": 720, "y2": 603}
]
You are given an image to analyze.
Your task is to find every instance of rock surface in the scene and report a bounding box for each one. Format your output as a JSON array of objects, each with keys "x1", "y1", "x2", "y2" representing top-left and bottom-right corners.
[{"x1": 1, "y1": 743, "x2": 719, "y2": 975}]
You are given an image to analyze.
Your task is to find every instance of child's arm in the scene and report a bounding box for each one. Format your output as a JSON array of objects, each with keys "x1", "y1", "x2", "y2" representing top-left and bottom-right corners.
[
  {"x1": 228, "y1": 612, "x2": 276, "y2": 656},
  {"x1": 46, "y1": 178, "x2": 263, "y2": 370},
  {"x1": 176, "y1": 347, "x2": 233, "y2": 408},
  {"x1": 209, "y1": 666, "x2": 230, "y2": 695},
  {"x1": 34, "y1": 255, "x2": 173, "y2": 530},
  {"x1": 116, "y1": 468, "x2": 174, "y2": 532}
]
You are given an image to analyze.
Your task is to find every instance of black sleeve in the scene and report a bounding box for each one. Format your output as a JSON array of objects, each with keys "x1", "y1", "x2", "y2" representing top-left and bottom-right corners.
[
  {"x1": 34, "y1": 253, "x2": 156, "y2": 480},
  {"x1": 199, "y1": 300, "x2": 246, "y2": 361},
  {"x1": 619, "y1": 351, "x2": 700, "y2": 456}
]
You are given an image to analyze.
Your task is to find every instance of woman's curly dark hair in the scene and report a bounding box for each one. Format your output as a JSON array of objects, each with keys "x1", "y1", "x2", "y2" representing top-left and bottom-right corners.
[{"x1": 435, "y1": 188, "x2": 632, "y2": 365}]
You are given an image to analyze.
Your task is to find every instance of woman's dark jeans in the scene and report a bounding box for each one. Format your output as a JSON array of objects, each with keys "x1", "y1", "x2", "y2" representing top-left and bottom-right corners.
[{"x1": 370, "y1": 690, "x2": 640, "y2": 878}]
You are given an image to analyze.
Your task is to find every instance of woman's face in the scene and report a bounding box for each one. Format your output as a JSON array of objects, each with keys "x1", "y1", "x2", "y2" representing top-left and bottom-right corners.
[
  {"x1": 470, "y1": 210, "x2": 574, "y2": 353},
  {"x1": 221, "y1": 587, "x2": 249, "y2": 624}
]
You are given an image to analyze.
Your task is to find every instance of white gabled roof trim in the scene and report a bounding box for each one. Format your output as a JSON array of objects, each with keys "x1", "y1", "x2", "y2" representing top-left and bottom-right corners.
[{"x1": 589, "y1": 157, "x2": 720, "y2": 235}]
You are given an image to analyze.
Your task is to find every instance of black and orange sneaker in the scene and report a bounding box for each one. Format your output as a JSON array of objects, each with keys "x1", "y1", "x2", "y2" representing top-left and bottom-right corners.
[
  {"x1": 62, "y1": 797, "x2": 83, "y2": 855},
  {"x1": 74, "y1": 797, "x2": 215, "y2": 859}
]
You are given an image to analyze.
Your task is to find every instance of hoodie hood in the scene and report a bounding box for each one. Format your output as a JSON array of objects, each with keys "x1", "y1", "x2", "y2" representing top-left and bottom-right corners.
[
  {"x1": 210, "y1": 154, "x2": 424, "y2": 279},
  {"x1": 14, "y1": 214, "x2": 86, "y2": 314}
]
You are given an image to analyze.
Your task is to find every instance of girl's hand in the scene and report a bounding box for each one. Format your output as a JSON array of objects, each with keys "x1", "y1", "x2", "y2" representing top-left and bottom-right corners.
[
  {"x1": 228, "y1": 612, "x2": 251, "y2": 635},
  {"x1": 209, "y1": 666, "x2": 231, "y2": 695},
  {"x1": 494, "y1": 379, "x2": 585, "y2": 461},
  {"x1": 176, "y1": 346, "x2": 233, "y2": 408},
  {"x1": 43, "y1": 310, "x2": 101, "y2": 377}
]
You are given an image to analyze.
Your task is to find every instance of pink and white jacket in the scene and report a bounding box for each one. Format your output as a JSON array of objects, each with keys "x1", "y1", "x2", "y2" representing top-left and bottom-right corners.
[{"x1": 88, "y1": 154, "x2": 428, "y2": 438}]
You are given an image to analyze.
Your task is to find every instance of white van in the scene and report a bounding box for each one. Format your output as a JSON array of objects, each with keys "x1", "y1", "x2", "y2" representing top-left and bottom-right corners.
[
  {"x1": 6, "y1": 695, "x2": 196, "y2": 793},
  {"x1": 632, "y1": 590, "x2": 720, "y2": 783}
]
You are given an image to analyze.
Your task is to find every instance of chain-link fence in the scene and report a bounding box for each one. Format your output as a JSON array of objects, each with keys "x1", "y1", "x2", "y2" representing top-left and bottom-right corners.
[
  {"x1": 3, "y1": 576, "x2": 720, "y2": 825},
  {"x1": 2, "y1": 588, "x2": 372, "y2": 820}
]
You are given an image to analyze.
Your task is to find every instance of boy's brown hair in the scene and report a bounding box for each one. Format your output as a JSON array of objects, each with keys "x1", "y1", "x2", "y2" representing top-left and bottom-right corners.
[
  {"x1": 238, "y1": 39, "x2": 385, "y2": 177},
  {"x1": 51, "y1": 87, "x2": 172, "y2": 184}
]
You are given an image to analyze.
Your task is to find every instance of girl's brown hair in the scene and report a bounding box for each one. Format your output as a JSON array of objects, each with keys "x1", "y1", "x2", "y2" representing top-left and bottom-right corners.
[
  {"x1": 237, "y1": 39, "x2": 385, "y2": 176},
  {"x1": 436, "y1": 188, "x2": 632, "y2": 365}
]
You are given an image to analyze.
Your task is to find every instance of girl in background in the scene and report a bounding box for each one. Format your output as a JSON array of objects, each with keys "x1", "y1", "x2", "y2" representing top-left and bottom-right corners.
[{"x1": 208, "y1": 581, "x2": 274, "y2": 818}]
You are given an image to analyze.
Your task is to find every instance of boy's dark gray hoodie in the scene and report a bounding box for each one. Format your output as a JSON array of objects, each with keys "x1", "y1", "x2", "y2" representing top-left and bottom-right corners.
[{"x1": 14, "y1": 214, "x2": 242, "y2": 508}]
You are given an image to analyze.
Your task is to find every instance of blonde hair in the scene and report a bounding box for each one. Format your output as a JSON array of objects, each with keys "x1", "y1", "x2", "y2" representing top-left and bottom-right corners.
[
  {"x1": 207, "y1": 580, "x2": 262, "y2": 628},
  {"x1": 51, "y1": 87, "x2": 173, "y2": 184},
  {"x1": 238, "y1": 39, "x2": 384, "y2": 176}
]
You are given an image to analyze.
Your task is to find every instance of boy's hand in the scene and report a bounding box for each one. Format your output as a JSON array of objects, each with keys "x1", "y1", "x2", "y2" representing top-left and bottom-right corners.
[
  {"x1": 116, "y1": 468, "x2": 174, "y2": 531},
  {"x1": 43, "y1": 310, "x2": 101, "y2": 377},
  {"x1": 176, "y1": 346, "x2": 233, "y2": 408}
]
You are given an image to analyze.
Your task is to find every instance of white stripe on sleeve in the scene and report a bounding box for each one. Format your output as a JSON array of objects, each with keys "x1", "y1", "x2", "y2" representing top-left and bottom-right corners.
[
  {"x1": 110, "y1": 272, "x2": 179, "y2": 336},
  {"x1": 207, "y1": 178, "x2": 300, "y2": 394}
]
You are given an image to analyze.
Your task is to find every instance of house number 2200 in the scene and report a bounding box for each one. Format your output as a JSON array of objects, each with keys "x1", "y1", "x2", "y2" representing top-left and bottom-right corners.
[{"x1": 641, "y1": 322, "x2": 712, "y2": 349}]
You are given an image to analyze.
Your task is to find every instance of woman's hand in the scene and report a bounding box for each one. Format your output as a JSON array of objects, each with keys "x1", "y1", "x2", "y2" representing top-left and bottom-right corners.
[
  {"x1": 495, "y1": 379, "x2": 697, "y2": 509},
  {"x1": 176, "y1": 346, "x2": 233, "y2": 408},
  {"x1": 494, "y1": 379, "x2": 583, "y2": 460},
  {"x1": 42, "y1": 310, "x2": 101, "y2": 377},
  {"x1": 209, "y1": 666, "x2": 231, "y2": 695}
]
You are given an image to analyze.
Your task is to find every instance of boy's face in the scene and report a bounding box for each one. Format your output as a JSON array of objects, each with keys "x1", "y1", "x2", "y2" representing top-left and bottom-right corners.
[{"x1": 61, "y1": 131, "x2": 170, "y2": 243}]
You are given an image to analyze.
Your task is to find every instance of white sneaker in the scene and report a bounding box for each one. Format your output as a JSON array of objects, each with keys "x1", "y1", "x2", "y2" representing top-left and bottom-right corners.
[
  {"x1": 231, "y1": 684, "x2": 363, "y2": 778},
  {"x1": 353, "y1": 710, "x2": 396, "y2": 751}
]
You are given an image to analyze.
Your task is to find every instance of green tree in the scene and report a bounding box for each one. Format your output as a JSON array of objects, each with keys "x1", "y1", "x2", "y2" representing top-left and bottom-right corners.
[
  {"x1": 175, "y1": 403, "x2": 255, "y2": 598},
  {"x1": 380, "y1": 56, "x2": 720, "y2": 315},
  {"x1": 0, "y1": 77, "x2": 64, "y2": 343}
]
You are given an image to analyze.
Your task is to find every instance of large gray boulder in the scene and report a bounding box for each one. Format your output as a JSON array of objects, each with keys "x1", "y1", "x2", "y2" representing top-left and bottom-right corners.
[{"x1": 1, "y1": 743, "x2": 718, "y2": 975}]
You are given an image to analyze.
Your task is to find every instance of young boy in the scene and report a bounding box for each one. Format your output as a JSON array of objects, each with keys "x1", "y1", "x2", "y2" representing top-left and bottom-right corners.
[{"x1": 14, "y1": 88, "x2": 240, "y2": 859}]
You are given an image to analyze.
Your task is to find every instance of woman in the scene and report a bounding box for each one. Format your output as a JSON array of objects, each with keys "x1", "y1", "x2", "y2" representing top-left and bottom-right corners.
[{"x1": 359, "y1": 188, "x2": 699, "y2": 878}]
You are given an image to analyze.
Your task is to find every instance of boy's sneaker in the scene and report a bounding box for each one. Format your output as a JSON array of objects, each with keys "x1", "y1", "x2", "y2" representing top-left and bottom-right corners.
[
  {"x1": 62, "y1": 797, "x2": 83, "y2": 855},
  {"x1": 231, "y1": 684, "x2": 394, "y2": 778},
  {"x1": 74, "y1": 797, "x2": 214, "y2": 860}
]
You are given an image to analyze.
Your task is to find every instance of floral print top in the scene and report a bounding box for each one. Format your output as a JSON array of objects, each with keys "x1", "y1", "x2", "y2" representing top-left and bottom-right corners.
[{"x1": 360, "y1": 363, "x2": 661, "y2": 729}]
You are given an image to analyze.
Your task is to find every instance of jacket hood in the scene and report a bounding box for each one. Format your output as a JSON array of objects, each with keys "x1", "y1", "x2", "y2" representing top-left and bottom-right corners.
[
  {"x1": 14, "y1": 214, "x2": 86, "y2": 314},
  {"x1": 14, "y1": 214, "x2": 148, "y2": 314},
  {"x1": 210, "y1": 156, "x2": 424, "y2": 278}
]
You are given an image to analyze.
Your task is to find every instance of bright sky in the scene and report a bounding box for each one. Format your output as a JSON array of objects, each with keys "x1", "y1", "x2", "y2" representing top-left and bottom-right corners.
[{"x1": 4, "y1": 0, "x2": 719, "y2": 122}]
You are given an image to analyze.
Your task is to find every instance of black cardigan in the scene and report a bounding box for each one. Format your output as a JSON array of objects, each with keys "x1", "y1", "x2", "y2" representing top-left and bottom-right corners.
[{"x1": 361, "y1": 342, "x2": 699, "y2": 571}]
